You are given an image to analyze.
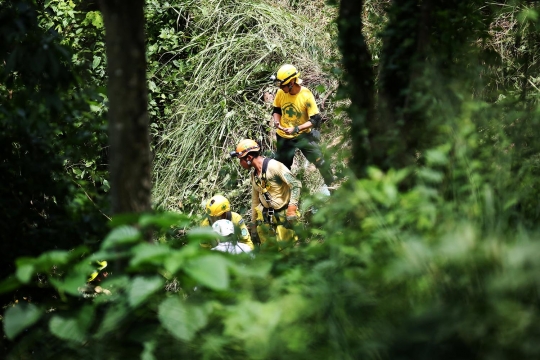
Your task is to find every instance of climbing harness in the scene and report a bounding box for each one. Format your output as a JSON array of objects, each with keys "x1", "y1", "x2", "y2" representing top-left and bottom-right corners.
[{"x1": 253, "y1": 158, "x2": 282, "y2": 229}]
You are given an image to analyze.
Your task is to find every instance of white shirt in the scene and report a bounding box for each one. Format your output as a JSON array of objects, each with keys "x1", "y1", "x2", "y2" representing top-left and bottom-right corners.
[{"x1": 211, "y1": 242, "x2": 252, "y2": 254}]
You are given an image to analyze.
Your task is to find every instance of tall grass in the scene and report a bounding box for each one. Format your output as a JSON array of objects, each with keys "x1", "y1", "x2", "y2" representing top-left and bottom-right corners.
[{"x1": 152, "y1": 0, "x2": 339, "y2": 214}]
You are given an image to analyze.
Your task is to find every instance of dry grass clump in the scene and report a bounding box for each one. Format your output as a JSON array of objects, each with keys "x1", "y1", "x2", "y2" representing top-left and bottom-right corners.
[{"x1": 153, "y1": 0, "x2": 342, "y2": 216}]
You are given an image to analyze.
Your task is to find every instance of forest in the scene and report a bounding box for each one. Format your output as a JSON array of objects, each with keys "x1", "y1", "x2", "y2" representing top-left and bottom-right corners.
[{"x1": 2, "y1": 0, "x2": 540, "y2": 358}]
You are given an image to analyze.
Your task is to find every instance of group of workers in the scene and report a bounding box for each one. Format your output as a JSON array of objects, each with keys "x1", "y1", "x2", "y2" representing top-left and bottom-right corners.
[
  {"x1": 203, "y1": 64, "x2": 334, "y2": 253},
  {"x1": 87, "y1": 64, "x2": 330, "y2": 288}
]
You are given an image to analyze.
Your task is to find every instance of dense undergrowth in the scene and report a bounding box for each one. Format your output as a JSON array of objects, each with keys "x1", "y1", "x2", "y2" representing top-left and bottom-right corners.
[{"x1": 2, "y1": 0, "x2": 540, "y2": 359}]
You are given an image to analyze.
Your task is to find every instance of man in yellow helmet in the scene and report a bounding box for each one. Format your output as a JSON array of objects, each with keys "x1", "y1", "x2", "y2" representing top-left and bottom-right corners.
[
  {"x1": 200, "y1": 194, "x2": 254, "y2": 249},
  {"x1": 230, "y1": 139, "x2": 302, "y2": 247},
  {"x1": 270, "y1": 64, "x2": 334, "y2": 189}
]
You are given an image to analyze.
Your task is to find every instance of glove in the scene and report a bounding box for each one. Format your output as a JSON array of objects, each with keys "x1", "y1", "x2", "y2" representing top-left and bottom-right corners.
[
  {"x1": 286, "y1": 204, "x2": 298, "y2": 222},
  {"x1": 247, "y1": 222, "x2": 260, "y2": 245}
]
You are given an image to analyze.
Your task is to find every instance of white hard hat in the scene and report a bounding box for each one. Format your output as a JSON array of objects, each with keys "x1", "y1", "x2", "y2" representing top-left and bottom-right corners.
[{"x1": 212, "y1": 219, "x2": 235, "y2": 237}]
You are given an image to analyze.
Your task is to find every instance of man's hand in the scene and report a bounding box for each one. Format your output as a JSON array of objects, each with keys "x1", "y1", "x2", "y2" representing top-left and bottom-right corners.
[
  {"x1": 283, "y1": 126, "x2": 300, "y2": 135},
  {"x1": 286, "y1": 204, "x2": 298, "y2": 221},
  {"x1": 247, "y1": 222, "x2": 260, "y2": 245}
]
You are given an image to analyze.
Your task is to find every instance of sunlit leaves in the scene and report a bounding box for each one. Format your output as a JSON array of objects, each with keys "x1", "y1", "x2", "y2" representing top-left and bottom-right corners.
[{"x1": 83, "y1": 11, "x2": 104, "y2": 29}]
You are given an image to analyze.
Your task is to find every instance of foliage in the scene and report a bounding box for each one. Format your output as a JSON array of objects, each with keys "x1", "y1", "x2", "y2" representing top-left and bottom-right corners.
[
  {"x1": 0, "y1": 0, "x2": 109, "y2": 283},
  {"x1": 4, "y1": 117, "x2": 540, "y2": 358},
  {"x1": 3, "y1": 0, "x2": 540, "y2": 359}
]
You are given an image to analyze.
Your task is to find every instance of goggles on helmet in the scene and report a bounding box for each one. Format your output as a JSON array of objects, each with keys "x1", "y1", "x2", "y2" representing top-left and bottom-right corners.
[
  {"x1": 230, "y1": 145, "x2": 259, "y2": 159},
  {"x1": 269, "y1": 71, "x2": 298, "y2": 87}
]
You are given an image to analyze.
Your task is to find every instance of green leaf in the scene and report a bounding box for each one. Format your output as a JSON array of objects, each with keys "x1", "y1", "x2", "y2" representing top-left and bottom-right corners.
[
  {"x1": 0, "y1": 276, "x2": 21, "y2": 294},
  {"x1": 425, "y1": 149, "x2": 448, "y2": 166},
  {"x1": 142, "y1": 340, "x2": 157, "y2": 360},
  {"x1": 184, "y1": 254, "x2": 229, "y2": 291},
  {"x1": 109, "y1": 213, "x2": 141, "y2": 227},
  {"x1": 164, "y1": 251, "x2": 188, "y2": 274},
  {"x1": 15, "y1": 258, "x2": 35, "y2": 284},
  {"x1": 186, "y1": 227, "x2": 220, "y2": 243},
  {"x1": 85, "y1": 11, "x2": 104, "y2": 28},
  {"x1": 49, "y1": 316, "x2": 86, "y2": 343},
  {"x1": 130, "y1": 243, "x2": 171, "y2": 267},
  {"x1": 102, "y1": 225, "x2": 142, "y2": 249},
  {"x1": 229, "y1": 260, "x2": 271, "y2": 278},
  {"x1": 504, "y1": 197, "x2": 518, "y2": 211},
  {"x1": 139, "y1": 211, "x2": 190, "y2": 228},
  {"x1": 49, "y1": 271, "x2": 87, "y2": 295},
  {"x1": 367, "y1": 167, "x2": 384, "y2": 181},
  {"x1": 382, "y1": 183, "x2": 398, "y2": 204},
  {"x1": 92, "y1": 56, "x2": 101, "y2": 70},
  {"x1": 34, "y1": 247, "x2": 87, "y2": 270},
  {"x1": 4, "y1": 303, "x2": 42, "y2": 339},
  {"x1": 158, "y1": 297, "x2": 209, "y2": 341},
  {"x1": 128, "y1": 276, "x2": 164, "y2": 308},
  {"x1": 417, "y1": 168, "x2": 444, "y2": 184},
  {"x1": 95, "y1": 303, "x2": 129, "y2": 338},
  {"x1": 37, "y1": 250, "x2": 70, "y2": 265},
  {"x1": 49, "y1": 306, "x2": 94, "y2": 343}
]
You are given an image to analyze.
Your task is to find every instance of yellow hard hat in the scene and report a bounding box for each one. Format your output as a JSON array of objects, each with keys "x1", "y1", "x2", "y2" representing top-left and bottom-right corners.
[
  {"x1": 206, "y1": 195, "x2": 230, "y2": 217},
  {"x1": 231, "y1": 139, "x2": 260, "y2": 158},
  {"x1": 271, "y1": 64, "x2": 300, "y2": 86}
]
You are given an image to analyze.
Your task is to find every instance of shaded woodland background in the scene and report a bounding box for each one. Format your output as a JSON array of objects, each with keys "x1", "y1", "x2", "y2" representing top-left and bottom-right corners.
[{"x1": 2, "y1": 0, "x2": 540, "y2": 358}]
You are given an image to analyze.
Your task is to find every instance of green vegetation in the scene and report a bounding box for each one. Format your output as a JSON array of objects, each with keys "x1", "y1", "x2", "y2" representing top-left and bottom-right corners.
[
  {"x1": 2, "y1": 0, "x2": 540, "y2": 359},
  {"x1": 0, "y1": 0, "x2": 109, "y2": 281},
  {"x1": 151, "y1": 0, "x2": 341, "y2": 213}
]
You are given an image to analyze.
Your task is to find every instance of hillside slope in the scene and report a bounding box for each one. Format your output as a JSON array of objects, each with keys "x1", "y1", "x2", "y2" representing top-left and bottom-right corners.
[{"x1": 151, "y1": 0, "x2": 343, "y2": 216}]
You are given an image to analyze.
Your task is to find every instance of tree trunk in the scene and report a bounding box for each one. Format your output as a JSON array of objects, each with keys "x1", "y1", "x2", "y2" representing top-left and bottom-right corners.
[
  {"x1": 99, "y1": 0, "x2": 151, "y2": 215},
  {"x1": 377, "y1": 0, "x2": 422, "y2": 172},
  {"x1": 337, "y1": 0, "x2": 375, "y2": 178}
]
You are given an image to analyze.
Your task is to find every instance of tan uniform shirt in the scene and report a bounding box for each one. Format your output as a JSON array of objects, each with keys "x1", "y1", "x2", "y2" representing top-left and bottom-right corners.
[{"x1": 250, "y1": 158, "x2": 301, "y2": 222}]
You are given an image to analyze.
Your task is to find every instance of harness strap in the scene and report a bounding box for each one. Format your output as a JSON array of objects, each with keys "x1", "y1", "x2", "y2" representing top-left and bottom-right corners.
[
  {"x1": 262, "y1": 206, "x2": 287, "y2": 224},
  {"x1": 254, "y1": 158, "x2": 279, "y2": 225},
  {"x1": 254, "y1": 158, "x2": 272, "y2": 205}
]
